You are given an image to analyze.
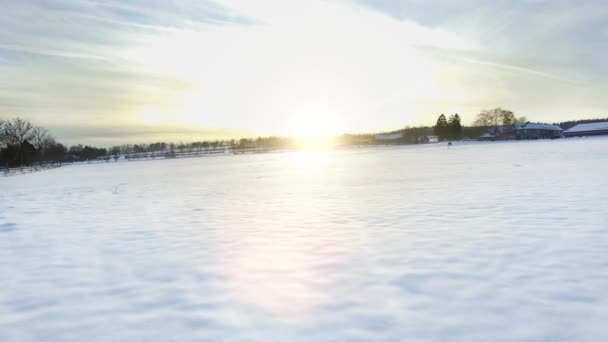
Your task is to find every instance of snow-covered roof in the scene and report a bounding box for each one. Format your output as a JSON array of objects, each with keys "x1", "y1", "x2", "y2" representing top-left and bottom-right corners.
[
  {"x1": 514, "y1": 123, "x2": 563, "y2": 131},
  {"x1": 564, "y1": 122, "x2": 608, "y2": 133}
]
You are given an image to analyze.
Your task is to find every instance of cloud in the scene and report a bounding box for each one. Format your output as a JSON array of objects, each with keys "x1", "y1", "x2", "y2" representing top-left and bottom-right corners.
[
  {"x1": 2, "y1": 0, "x2": 608, "y2": 146},
  {"x1": 45, "y1": 123, "x2": 254, "y2": 146},
  {"x1": 353, "y1": 0, "x2": 608, "y2": 70},
  {"x1": 0, "y1": 0, "x2": 255, "y2": 143},
  {"x1": 351, "y1": 0, "x2": 608, "y2": 115}
]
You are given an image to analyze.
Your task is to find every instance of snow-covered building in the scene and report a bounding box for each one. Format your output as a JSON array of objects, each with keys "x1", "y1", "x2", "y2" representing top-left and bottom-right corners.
[
  {"x1": 478, "y1": 132, "x2": 496, "y2": 141},
  {"x1": 480, "y1": 123, "x2": 562, "y2": 140},
  {"x1": 563, "y1": 122, "x2": 608, "y2": 137},
  {"x1": 514, "y1": 123, "x2": 563, "y2": 139},
  {"x1": 483, "y1": 125, "x2": 517, "y2": 140},
  {"x1": 416, "y1": 135, "x2": 439, "y2": 144}
]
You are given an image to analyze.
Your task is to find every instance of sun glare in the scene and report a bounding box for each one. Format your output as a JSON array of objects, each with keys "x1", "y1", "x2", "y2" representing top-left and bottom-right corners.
[
  {"x1": 284, "y1": 106, "x2": 343, "y2": 149},
  {"x1": 294, "y1": 135, "x2": 335, "y2": 150}
]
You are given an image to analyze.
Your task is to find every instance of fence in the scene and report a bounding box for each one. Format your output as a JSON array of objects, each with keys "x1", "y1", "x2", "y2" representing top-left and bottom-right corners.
[{"x1": 1, "y1": 164, "x2": 62, "y2": 177}]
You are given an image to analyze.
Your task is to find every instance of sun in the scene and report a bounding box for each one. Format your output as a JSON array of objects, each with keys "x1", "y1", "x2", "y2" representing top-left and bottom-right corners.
[
  {"x1": 289, "y1": 122, "x2": 340, "y2": 150},
  {"x1": 284, "y1": 106, "x2": 343, "y2": 149}
]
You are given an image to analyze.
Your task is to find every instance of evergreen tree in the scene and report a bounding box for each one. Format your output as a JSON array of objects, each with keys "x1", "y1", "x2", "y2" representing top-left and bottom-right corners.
[
  {"x1": 434, "y1": 114, "x2": 449, "y2": 140},
  {"x1": 448, "y1": 114, "x2": 463, "y2": 140}
]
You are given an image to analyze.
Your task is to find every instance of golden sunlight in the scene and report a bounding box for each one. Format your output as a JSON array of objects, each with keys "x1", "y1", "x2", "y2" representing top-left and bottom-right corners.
[
  {"x1": 284, "y1": 106, "x2": 343, "y2": 148},
  {"x1": 294, "y1": 135, "x2": 336, "y2": 150},
  {"x1": 137, "y1": 110, "x2": 163, "y2": 125}
]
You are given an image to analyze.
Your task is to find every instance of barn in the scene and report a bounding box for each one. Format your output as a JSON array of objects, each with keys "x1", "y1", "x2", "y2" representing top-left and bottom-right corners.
[
  {"x1": 563, "y1": 122, "x2": 608, "y2": 137},
  {"x1": 514, "y1": 123, "x2": 563, "y2": 139}
]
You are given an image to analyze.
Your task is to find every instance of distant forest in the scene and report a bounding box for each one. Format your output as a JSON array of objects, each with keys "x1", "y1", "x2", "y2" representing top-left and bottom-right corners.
[{"x1": 2, "y1": 112, "x2": 607, "y2": 168}]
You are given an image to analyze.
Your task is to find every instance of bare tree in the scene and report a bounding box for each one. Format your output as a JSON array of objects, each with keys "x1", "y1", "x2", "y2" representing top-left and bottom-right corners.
[
  {"x1": 474, "y1": 109, "x2": 497, "y2": 127},
  {"x1": 3, "y1": 118, "x2": 34, "y2": 145},
  {"x1": 473, "y1": 108, "x2": 519, "y2": 139},
  {"x1": 474, "y1": 108, "x2": 516, "y2": 127},
  {"x1": 500, "y1": 110, "x2": 516, "y2": 126},
  {"x1": 1, "y1": 118, "x2": 35, "y2": 166},
  {"x1": 31, "y1": 126, "x2": 55, "y2": 151}
]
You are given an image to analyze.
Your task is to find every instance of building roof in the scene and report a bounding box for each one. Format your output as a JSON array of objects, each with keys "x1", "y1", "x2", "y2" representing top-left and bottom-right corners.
[
  {"x1": 564, "y1": 122, "x2": 608, "y2": 133},
  {"x1": 514, "y1": 123, "x2": 563, "y2": 131}
]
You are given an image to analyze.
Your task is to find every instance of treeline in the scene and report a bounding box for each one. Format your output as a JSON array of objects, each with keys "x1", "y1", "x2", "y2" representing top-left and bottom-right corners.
[
  {"x1": 0, "y1": 118, "x2": 310, "y2": 168},
  {"x1": 67, "y1": 145, "x2": 108, "y2": 161},
  {"x1": 337, "y1": 130, "x2": 433, "y2": 145},
  {"x1": 349, "y1": 113, "x2": 481, "y2": 144},
  {"x1": 0, "y1": 118, "x2": 316, "y2": 168},
  {"x1": 555, "y1": 118, "x2": 608, "y2": 130},
  {"x1": 105, "y1": 136, "x2": 302, "y2": 159},
  {"x1": 0, "y1": 117, "x2": 118, "y2": 167},
  {"x1": 4, "y1": 111, "x2": 606, "y2": 168},
  {"x1": 0, "y1": 118, "x2": 67, "y2": 167}
]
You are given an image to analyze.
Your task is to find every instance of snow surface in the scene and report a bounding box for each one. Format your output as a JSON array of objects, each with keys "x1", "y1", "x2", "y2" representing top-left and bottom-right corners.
[{"x1": 1, "y1": 138, "x2": 608, "y2": 341}]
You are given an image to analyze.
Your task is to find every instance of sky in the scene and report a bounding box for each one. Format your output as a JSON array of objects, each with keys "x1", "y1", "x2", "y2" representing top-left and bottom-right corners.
[{"x1": 1, "y1": 0, "x2": 608, "y2": 145}]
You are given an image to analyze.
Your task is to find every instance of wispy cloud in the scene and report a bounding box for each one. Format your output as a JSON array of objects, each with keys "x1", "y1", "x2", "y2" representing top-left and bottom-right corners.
[
  {"x1": 2, "y1": 0, "x2": 608, "y2": 145},
  {"x1": 353, "y1": 0, "x2": 608, "y2": 72},
  {"x1": 0, "y1": 0, "x2": 256, "y2": 145}
]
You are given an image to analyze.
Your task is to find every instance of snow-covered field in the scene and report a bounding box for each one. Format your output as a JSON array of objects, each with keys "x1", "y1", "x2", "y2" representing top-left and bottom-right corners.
[{"x1": 1, "y1": 138, "x2": 608, "y2": 341}]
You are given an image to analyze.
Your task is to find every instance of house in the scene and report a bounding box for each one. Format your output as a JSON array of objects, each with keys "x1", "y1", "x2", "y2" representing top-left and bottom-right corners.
[
  {"x1": 563, "y1": 122, "x2": 608, "y2": 137},
  {"x1": 514, "y1": 123, "x2": 563, "y2": 139},
  {"x1": 478, "y1": 132, "x2": 496, "y2": 141},
  {"x1": 416, "y1": 135, "x2": 439, "y2": 144},
  {"x1": 485, "y1": 125, "x2": 516, "y2": 140}
]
